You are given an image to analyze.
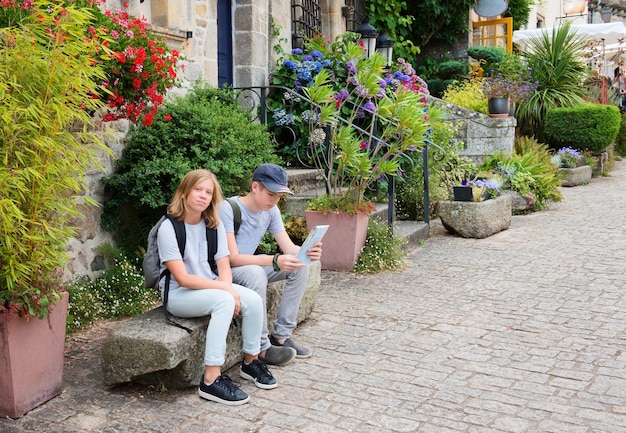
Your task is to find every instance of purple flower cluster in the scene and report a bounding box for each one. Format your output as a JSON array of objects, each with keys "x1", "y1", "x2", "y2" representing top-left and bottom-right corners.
[{"x1": 481, "y1": 70, "x2": 539, "y2": 103}]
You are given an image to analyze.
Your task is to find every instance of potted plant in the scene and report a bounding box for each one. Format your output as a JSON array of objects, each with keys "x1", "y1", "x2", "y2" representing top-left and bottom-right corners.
[
  {"x1": 270, "y1": 34, "x2": 436, "y2": 270},
  {"x1": 0, "y1": 1, "x2": 111, "y2": 418},
  {"x1": 551, "y1": 147, "x2": 592, "y2": 187},
  {"x1": 481, "y1": 71, "x2": 538, "y2": 117}
]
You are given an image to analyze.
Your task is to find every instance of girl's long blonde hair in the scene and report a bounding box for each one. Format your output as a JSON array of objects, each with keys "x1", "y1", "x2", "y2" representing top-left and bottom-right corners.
[{"x1": 167, "y1": 169, "x2": 223, "y2": 228}]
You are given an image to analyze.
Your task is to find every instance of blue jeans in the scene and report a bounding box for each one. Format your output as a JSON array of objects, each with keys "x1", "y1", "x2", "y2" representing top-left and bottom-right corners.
[
  {"x1": 166, "y1": 284, "x2": 263, "y2": 366},
  {"x1": 231, "y1": 264, "x2": 309, "y2": 351}
]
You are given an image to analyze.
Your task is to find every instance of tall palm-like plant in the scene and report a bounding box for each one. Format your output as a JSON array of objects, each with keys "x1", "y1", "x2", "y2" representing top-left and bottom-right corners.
[{"x1": 516, "y1": 22, "x2": 589, "y2": 140}]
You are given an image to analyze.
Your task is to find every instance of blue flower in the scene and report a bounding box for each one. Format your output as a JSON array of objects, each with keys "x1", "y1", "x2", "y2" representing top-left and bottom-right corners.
[
  {"x1": 302, "y1": 55, "x2": 314, "y2": 62},
  {"x1": 310, "y1": 50, "x2": 324, "y2": 59},
  {"x1": 283, "y1": 60, "x2": 297, "y2": 70},
  {"x1": 292, "y1": 48, "x2": 303, "y2": 55}
]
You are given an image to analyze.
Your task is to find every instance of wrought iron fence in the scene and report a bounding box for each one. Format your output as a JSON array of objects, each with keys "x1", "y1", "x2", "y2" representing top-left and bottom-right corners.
[{"x1": 233, "y1": 85, "x2": 438, "y2": 226}]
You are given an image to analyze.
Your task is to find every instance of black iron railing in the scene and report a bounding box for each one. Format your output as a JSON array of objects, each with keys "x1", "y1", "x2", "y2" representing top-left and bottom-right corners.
[{"x1": 233, "y1": 85, "x2": 439, "y2": 227}]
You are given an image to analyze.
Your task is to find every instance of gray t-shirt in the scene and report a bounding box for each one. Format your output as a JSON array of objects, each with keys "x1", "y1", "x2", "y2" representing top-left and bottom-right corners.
[
  {"x1": 219, "y1": 196, "x2": 284, "y2": 255},
  {"x1": 156, "y1": 218, "x2": 229, "y2": 290}
]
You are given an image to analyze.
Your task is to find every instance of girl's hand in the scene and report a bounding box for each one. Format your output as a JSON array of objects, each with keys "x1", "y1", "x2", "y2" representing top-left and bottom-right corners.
[{"x1": 226, "y1": 286, "x2": 241, "y2": 316}]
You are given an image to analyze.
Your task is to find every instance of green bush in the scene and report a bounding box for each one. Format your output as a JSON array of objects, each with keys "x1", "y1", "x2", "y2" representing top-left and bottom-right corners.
[
  {"x1": 102, "y1": 84, "x2": 279, "y2": 258},
  {"x1": 467, "y1": 46, "x2": 506, "y2": 67},
  {"x1": 354, "y1": 219, "x2": 407, "y2": 273},
  {"x1": 438, "y1": 61, "x2": 468, "y2": 79},
  {"x1": 442, "y1": 77, "x2": 488, "y2": 114},
  {"x1": 480, "y1": 136, "x2": 562, "y2": 211},
  {"x1": 543, "y1": 104, "x2": 621, "y2": 153},
  {"x1": 396, "y1": 120, "x2": 477, "y2": 220}
]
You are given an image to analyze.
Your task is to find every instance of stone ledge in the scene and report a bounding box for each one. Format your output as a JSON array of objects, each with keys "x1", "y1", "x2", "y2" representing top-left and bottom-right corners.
[
  {"x1": 101, "y1": 261, "x2": 320, "y2": 389},
  {"x1": 560, "y1": 165, "x2": 592, "y2": 187}
]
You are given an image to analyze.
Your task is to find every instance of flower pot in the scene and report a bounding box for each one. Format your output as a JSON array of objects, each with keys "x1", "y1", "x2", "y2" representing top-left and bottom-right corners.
[
  {"x1": 304, "y1": 210, "x2": 369, "y2": 271},
  {"x1": 488, "y1": 97, "x2": 510, "y2": 118},
  {"x1": 453, "y1": 186, "x2": 474, "y2": 202},
  {"x1": 438, "y1": 195, "x2": 512, "y2": 239},
  {"x1": 559, "y1": 165, "x2": 592, "y2": 187},
  {"x1": 0, "y1": 292, "x2": 68, "y2": 419}
]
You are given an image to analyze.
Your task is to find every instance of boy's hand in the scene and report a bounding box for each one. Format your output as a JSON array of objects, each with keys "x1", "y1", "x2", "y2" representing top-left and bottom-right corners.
[
  {"x1": 277, "y1": 254, "x2": 306, "y2": 270},
  {"x1": 306, "y1": 241, "x2": 322, "y2": 262}
]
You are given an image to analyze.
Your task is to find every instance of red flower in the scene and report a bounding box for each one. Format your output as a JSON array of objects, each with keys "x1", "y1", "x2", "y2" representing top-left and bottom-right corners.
[{"x1": 164, "y1": 113, "x2": 172, "y2": 122}]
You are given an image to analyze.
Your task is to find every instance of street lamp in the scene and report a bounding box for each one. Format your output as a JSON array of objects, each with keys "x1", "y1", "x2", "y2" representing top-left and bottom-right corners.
[
  {"x1": 356, "y1": 18, "x2": 378, "y2": 58},
  {"x1": 601, "y1": 4, "x2": 613, "y2": 22},
  {"x1": 376, "y1": 31, "x2": 395, "y2": 68}
]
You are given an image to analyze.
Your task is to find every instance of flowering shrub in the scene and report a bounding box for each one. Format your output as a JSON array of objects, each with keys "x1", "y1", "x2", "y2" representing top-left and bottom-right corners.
[
  {"x1": 96, "y1": 7, "x2": 180, "y2": 125},
  {"x1": 552, "y1": 147, "x2": 581, "y2": 168},
  {"x1": 269, "y1": 33, "x2": 436, "y2": 207},
  {"x1": 481, "y1": 70, "x2": 538, "y2": 103},
  {"x1": 1, "y1": 0, "x2": 180, "y2": 126}
]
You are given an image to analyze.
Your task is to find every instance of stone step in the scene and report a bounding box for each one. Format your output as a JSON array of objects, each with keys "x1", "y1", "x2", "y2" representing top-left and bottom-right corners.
[{"x1": 285, "y1": 168, "x2": 323, "y2": 195}]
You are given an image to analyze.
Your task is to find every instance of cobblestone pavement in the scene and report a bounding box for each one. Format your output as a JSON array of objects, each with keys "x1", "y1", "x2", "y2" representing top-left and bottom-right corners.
[{"x1": 2, "y1": 161, "x2": 626, "y2": 433}]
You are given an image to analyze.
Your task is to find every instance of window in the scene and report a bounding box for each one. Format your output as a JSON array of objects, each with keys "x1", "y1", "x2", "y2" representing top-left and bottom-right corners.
[
  {"x1": 472, "y1": 17, "x2": 513, "y2": 52},
  {"x1": 292, "y1": 0, "x2": 322, "y2": 49},
  {"x1": 344, "y1": 0, "x2": 366, "y2": 32}
]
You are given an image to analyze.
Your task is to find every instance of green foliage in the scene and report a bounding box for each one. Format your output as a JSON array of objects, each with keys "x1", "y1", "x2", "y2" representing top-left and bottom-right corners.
[
  {"x1": 438, "y1": 61, "x2": 469, "y2": 79},
  {"x1": 0, "y1": 1, "x2": 110, "y2": 319},
  {"x1": 480, "y1": 136, "x2": 562, "y2": 211},
  {"x1": 504, "y1": 0, "x2": 536, "y2": 30},
  {"x1": 354, "y1": 219, "x2": 407, "y2": 273},
  {"x1": 543, "y1": 104, "x2": 621, "y2": 153},
  {"x1": 254, "y1": 214, "x2": 309, "y2": 255},
  {"x1": 66, "y1": 246, "x2": 160, "y2": 334},
  {"x1": 442, "y1": 77, "x2": 489, "y2": 114},
  {"x1": 101, "y1": 84, "x2": 279, "y2": 258},
  {"x1": 403, "y1": 0, "x2": 477, "y2": 46},
  {"x1": 367, "y1": 0, "x2": 420, "y2": 63},
  {"x1": 516, "y1": 23, "x2": 589, "y2": 140},
  {"x1": 467, "y1": 46, "x2": 506, "y2": 66},
  {"x1": 395, "y1": 120, "x2": 477, "y2": 220}
]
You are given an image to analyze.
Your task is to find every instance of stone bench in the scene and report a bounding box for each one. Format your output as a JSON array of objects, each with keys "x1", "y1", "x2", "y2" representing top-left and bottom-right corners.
[{"x1": 101, "y1": 261, "x2": 320, "y2": 390}]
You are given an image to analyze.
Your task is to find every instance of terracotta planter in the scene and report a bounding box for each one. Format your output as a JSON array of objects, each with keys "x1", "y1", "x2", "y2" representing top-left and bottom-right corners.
[
  {"x1": 0, "y1": 291, "x2": 68, "y2": 418},
  {"x1": 305, "y1": 210, "x2": 369, "y2": 271}
]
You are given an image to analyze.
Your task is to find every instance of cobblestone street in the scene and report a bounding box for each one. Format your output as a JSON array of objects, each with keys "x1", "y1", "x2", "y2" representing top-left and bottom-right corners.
[{"x1": 2, "y1": 161, "x2": 625, "y2": 433}]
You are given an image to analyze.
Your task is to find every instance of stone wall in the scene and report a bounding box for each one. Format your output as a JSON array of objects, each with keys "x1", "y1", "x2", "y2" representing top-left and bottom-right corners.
[{"x1": 430, "y1": 97, "x2": 517, "y2": 166}]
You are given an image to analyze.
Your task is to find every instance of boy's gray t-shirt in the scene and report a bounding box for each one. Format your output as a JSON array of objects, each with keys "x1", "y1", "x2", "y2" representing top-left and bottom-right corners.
[
  {"x1": 156, "y1": 218, "x2": 229, "y2": 290},
  {"x1": 219, "y1": 196, "x2": 284, "y2": 255}
]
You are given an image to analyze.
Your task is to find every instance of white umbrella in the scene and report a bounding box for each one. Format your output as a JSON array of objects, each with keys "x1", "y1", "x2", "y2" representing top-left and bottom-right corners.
[{"x1": 513, "y1": 22, "x2": 626, "y2": 46}]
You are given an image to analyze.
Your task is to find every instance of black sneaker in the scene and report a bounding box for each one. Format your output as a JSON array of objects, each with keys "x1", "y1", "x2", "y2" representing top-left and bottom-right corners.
[
  {"x1": 198, "y1": 374, "x2": 250, "y2": 405},
  {"x1": 270, "y1": 335, "x2": 312, "y2": 359},
  {"x1": 259, "y1": 345, "x2": 296, "y2": 366},
  {"x1": 240, "y1": 359, "x2": 278, "y2": 389}
]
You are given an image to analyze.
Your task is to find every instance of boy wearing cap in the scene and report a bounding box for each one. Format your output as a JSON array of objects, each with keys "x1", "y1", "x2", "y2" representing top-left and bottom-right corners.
[{"x1": 219, "y1": 164, "x2": 322, "y2": 366}]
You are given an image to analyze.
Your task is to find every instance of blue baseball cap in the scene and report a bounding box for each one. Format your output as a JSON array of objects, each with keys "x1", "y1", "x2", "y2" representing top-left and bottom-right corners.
[{"x1": 252, "y1": 164, "x2": 293, "y2": 194}]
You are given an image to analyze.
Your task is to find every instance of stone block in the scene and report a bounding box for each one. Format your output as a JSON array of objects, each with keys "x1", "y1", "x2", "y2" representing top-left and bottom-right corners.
[
  {"x1": 101, "y1": 261, "x2": 320, "y2": 389},
  {"x1": 438, "y1": 195, "x2": 512, "y2": 239},
  {"x1": 560, "y1": 165, "x2": 592, "y2": 187}
]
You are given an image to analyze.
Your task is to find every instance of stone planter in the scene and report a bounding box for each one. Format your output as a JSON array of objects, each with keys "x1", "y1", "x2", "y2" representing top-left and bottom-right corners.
[
  {"x1": 559, "y1": 165, "x2": 592, "y2": 187},
  {"x1": 438, "y1": 195, "x2": 512, "y2": 239}
]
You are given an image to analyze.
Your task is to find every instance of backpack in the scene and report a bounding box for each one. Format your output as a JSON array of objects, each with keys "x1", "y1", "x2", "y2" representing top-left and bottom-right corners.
[
  {"x1": 225, "y1": 197, "x2": 241, "y2": 235},
  {"x1": 142, "y1": 214, "x2": 218, "y2": 333}
]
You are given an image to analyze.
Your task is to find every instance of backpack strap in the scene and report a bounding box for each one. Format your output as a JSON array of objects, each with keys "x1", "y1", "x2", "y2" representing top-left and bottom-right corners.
[
  {"x1": 206, "y1": 227, "x2": 218, "y2": 275},
  {"x1": 225, "y1": 197, "x2": 241, "y2": 235},
  {"x1": 161, "y1": 215, "x2": 192, "y2": 334}
]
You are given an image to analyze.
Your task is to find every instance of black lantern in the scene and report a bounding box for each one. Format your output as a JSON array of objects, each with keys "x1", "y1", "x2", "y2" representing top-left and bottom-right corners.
[
  {"x1": 601, "y1": 4, "x2": 613, "y2": 22},
  {"x1": 356, "y1": 18, "x2": 378, "y2": 58},
  {"x1": 376, "y1": 31, "x2": 394, "y2": 68}
]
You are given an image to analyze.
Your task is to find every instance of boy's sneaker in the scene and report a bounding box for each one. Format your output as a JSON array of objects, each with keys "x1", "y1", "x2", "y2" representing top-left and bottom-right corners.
[
  {"x1": 240, "y1": 359, "x2": 278, "y2": 389},
  {"x1": 259, "y1": 345, "x2": 296, "y2": 366},
  {"x1": 270, "y1": 335, "x2": 312, "y2": 358},
  {"x1": 198, "y1": 374, "x2": 250, "y2": 405}
]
